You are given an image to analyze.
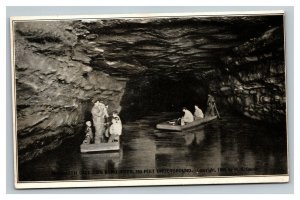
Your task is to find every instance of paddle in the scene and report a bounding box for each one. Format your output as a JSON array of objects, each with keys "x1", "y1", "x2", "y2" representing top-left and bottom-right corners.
[{"x1": 213, "y1": 103, "x2": 221, "y2": 119}]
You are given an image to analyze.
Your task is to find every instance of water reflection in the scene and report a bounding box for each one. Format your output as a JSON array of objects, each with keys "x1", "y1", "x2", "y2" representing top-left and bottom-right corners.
[
  {"x1": 19, "y1": 113, "x2": 287, "y2": 181},
  {"x1": 79, "y1": 150, "x2": 123, "y2": 179}
]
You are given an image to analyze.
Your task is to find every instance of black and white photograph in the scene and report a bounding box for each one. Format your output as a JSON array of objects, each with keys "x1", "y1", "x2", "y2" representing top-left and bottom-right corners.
[{"x1": 10, "y1": 11, "x2": 288, "y2": 188}]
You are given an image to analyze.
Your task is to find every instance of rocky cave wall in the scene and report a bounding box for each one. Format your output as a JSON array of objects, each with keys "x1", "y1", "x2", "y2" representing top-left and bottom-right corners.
[
  {"x1": 14, "y1": 21, "x2": 127, "y2": 163},
  {"x1": 13, "y1": 16, "x2": 285, "y2": 163},
  {"x1": 210, "y1": 25, "x2": 286, "y2": 123}
]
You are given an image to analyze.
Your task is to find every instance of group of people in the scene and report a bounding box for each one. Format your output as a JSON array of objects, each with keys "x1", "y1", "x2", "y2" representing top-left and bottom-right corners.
[
  {"x1": 178, "y1": 94, "x2": 217, "y2": 125},
  {"x1": 83, "y1": 94, "x2": 217, "y2": 143},
  {"x1": 82, "y1": 101, "x2": 122, "y2": 145}
]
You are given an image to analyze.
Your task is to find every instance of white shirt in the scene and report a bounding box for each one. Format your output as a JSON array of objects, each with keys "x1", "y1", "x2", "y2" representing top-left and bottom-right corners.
[
  {"x1": 194, "y1": 107, "x2": 204, "y2": 119},
  {"x1": 182, "y1": 110, "x2": 194, "y2": 123},
  {"x1": 109, "y1": 122, "x2": 122, "y2": 135}
]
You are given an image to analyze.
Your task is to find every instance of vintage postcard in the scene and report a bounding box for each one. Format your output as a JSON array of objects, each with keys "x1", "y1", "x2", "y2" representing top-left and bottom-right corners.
[{"x1": 10, "y1": 11, "x2": 288, "y2": 189}]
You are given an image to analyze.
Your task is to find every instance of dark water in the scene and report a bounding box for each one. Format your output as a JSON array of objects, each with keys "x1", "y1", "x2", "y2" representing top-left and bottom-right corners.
[{"x1": 19, "y1": 113, "x2": 287, "y2": 181}]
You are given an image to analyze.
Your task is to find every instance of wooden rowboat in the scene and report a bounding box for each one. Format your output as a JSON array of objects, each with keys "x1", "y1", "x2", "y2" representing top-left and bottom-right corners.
[
  {"x1": 156, "y1": 115, "x2": 218, "y2": 131},
  {"x1": 80, "y1": 140, "x2": 120, "y2": 153}
]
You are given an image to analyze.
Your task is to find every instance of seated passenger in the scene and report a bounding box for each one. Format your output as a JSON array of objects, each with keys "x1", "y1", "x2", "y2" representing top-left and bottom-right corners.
[
  {"x1": 105, "y1": 111, "x2": 122, "y2": 138},
  {"x1": 83, "y1": 121, "x2": 93, "y2": 144},
  {"x1": 108, "y1": 118, "x2": 122, "y2": 143},
  {"x1": 194, "y1": 105, "x2": 204, "y2": 120},
  {"x1": 180, "y1": 107, "x2": 194, "y2": 125},
  {"x1": 112, "y1": 111, "x2": 122, "y2": 125}
]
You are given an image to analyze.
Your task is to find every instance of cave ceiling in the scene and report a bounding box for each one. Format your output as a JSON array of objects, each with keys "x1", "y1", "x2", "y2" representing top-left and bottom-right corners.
[
  {"x1": 83, "y1": 16, "x2": 282, "y2": 79},
  {"x1": 17, "y1": 15, "x2": 282, "y2": 80}
]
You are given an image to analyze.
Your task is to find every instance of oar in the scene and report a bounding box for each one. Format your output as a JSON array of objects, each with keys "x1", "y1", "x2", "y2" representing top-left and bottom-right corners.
[{"x1": 214, "y1": 103, "x2": 221, "y2": 119}]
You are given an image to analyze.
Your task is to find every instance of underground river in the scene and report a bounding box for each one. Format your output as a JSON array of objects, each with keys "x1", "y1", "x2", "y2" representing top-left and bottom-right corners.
[{"x1": 18, "y1": 112, "x2": 287, "y2": 181}]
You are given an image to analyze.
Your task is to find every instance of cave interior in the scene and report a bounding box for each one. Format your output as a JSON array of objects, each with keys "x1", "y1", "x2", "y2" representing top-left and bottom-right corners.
[
  {"x1": 14, "y1": 14, "x2": 285, "y2": 163},
  {"x1": 85, "y1": 15, "x2": 285, "y2": 121}
]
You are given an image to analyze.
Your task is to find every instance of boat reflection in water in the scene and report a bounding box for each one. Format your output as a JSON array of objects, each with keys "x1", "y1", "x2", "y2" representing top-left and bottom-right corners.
[
  {"x1": 79, "y1": 149, "x2": 123, "y2": 179},
  {"x1": 184, "y1": 129, "x2": 206, "y2": 145}
]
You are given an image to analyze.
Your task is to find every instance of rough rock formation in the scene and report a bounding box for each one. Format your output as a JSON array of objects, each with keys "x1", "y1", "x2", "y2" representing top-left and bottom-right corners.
[
  {"x1": 13, "y1": 15, "x2": 285, "y2": 163},
  {"x1": 210, "y1": 26, "x2": 286, "y2": 122},
  {"x1": 14, "y1": 21, "x2": 126, "y2": 163}
]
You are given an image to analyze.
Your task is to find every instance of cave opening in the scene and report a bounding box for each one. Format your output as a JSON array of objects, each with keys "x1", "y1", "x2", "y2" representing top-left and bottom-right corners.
[{"x1": 119, "y1": 72, "x2": 209, "y2": 122}]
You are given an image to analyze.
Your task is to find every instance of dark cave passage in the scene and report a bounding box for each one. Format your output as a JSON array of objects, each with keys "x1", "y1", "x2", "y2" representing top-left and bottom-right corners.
[{"x1": 119, "y1": 73, "x2": 209, "y2": 122}]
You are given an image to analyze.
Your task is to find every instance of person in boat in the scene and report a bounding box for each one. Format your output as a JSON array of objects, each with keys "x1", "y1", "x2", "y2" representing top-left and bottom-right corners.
[
  {"x1": 194, "y1": 105, "x2": 204, "y2": 120},
  {"x1": 91, "y1": 101, "x2": 109, "y2": 144},
  {"x1": 179, "y1": 107, "x2": 194, "y2": 125},
  {"x1": 105, "y1": 111, "x2": 122, "y2": 138},
  {"x1": 82, "y1": 121, "x2": 92, "y2": 144},
  {"x1": 112, "y1": 111, "x2": 122, "y2": 125},
  {"x1": 108, "y1": 117, "x2": 122, "y2": 143},
  {"x1": 206, "y1": 94, "x2": 216, "y2": 116}
]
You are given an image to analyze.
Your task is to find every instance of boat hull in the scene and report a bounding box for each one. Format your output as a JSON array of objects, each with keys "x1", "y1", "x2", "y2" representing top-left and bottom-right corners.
[
  {"x1": 80, "y1": 141, "x2": 120, "y2": 153},
  {"x1": 156, "y1": 115, "x2": 218, "y2": 131}
]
